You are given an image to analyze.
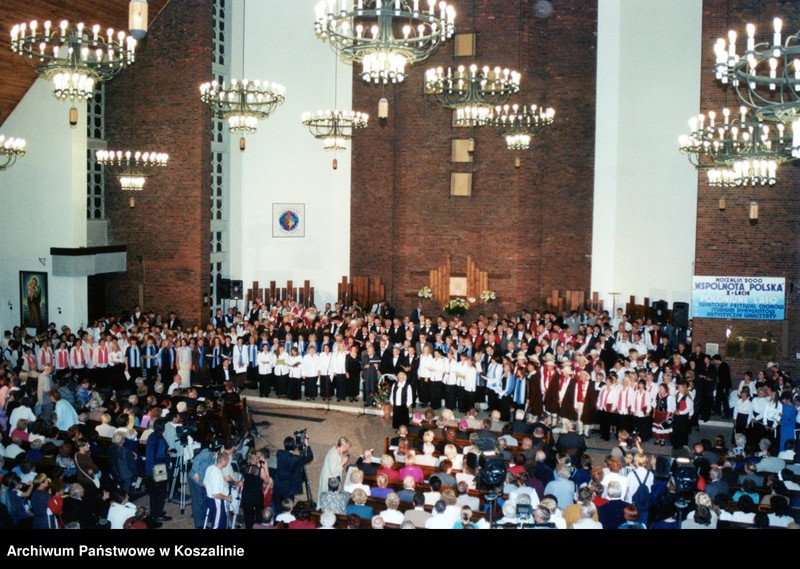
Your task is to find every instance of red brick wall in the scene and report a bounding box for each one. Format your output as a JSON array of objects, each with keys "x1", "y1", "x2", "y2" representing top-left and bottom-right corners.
[
  {"x1": 103, "y1": 0, "x2": 213, "y2": 325},
  {"x1": 694, "y1": 0, "x2": 800, "y2": 377},
  {"x1": 351, "y1": 0, "x2": 597, "y2": 315}
]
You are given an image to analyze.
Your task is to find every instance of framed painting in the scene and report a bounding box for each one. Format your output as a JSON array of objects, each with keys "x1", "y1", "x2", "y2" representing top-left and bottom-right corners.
[
  {"x1": 272, "y1": 203, "x2": 305, "y2": 238},
  {"x1": 20, "y1": 270, "x2": 48, "y2": 331}
]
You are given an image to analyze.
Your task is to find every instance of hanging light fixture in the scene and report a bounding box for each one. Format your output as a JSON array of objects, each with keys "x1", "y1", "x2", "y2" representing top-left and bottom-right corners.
[
  {"x1": 490, "y1": 103, "x2": 555, "y2": 150},
  {"x1": 200, "y1": 0, "x2": 285, "y2": 150},
  {"x1": 128, "y1": 0, "x2": 149, "y2": 40},
  {"x1": 95, "y1": 150, "x2": 168, "y2": 207},
  {"x1": 302, "y1": 110, "x2": 369, "y2": 155},
  {"x1": 0, "y1": 135, "x2": 26, "y2": 171},
  {"x1": 10, "y1": 20, "x2": 136, "y2": 124},
  {"x1": 302, "y1": 55, "x2": 369, "y2": 168},
  {"x1": 713, "y1": 17, "x2": 800, "y2": 124},
  {"x1": 425, "y1": 64, "x2": 521, "y2": 126},
  {"x1": 314, "y1": 0, "x2": 456, "y2": 85},
  {"x1": 678, "y1": 106, "x2": 797, "y2": 186}
]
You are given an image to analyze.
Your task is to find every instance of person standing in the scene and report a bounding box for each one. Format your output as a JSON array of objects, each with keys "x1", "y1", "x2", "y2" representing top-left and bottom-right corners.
[
  {"x1": 390, "y1": 372, "x2": 414, "y2": 429},
  {"x1": 204, "y1": 452, "x2": 232, "y2": 529},
  {"x1": 176, "y1": 338, "x2": 192, "y2": 388},
  {"x1": 345, "y1": 345, "x2": 361, "y2": 403},
  {"x1": 318, "y1": 436, "x2": 351, "y2": 502},
  {"x1": 361, "y1": 343, "x2": 380, "y2": 406},
  {"x1": 301, "y1": 344, "x2": 320, "y2": 401},
  {"x1": 145, "y1": 418, "x2": 171, "y2": 523},
  {"x1": 671, "y1": 383, "x2": 694, "y2": 449},
  {"x1": 273, "y1": 434, "x2": 314, "y2": 509},
  {"x1": 779, "y1": 392, "x2": 797, "y2": 453},
  {"x1": 256, "y1": 343, "x2": 275, "y2": 398},
  {"x1": 125, "y1": 337, "x2": 142, "y2": 385},
  {"x1": 712, "y1": 355, "x2": 732, "y2": 418}
]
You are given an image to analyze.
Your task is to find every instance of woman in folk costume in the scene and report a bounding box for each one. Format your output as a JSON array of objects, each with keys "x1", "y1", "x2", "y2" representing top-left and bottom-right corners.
[
  {"x1": 557, "y1": 363, "x2": 579, "y2": 432},
  {"x1": 652, "y1": 383, "x2": 675, "y2": 446},
  {"x1": 576, "y1": 371, "x2": 597, "y2": 437},
  {"x1": 542, "y1": 354, "x2": 561, "y2": 426},
  {"x1": 527, "y1": 356, "x2": 544, "y2": 418},
  {"x1": 614, "y1": 372, "x2": 636, "y2": 434}
]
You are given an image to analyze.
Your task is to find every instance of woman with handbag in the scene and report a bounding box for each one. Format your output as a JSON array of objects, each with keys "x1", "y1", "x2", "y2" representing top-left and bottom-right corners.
[
  {"x1": 145, "y1": 418, "x2": 171, "y2": 523},
  {"x1": 74, "y1": 438, "x2": 107, "y2": 517}
]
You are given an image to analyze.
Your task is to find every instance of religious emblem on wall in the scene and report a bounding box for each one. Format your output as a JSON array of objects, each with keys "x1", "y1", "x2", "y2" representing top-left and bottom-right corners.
[{"x1": 272, "y1": 203, "x2": 305, "y2": 238}]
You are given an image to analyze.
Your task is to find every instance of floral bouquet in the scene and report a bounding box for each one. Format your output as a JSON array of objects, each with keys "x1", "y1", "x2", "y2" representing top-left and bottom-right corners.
[
  {"x1": 418, "y1": 285, "x2": 433, "y2": 299},
  {"x1": 480, "y1": 290, "x2": 497, "y2": 303},
  {"x1": 443, "y1": 297, "x2": 470, "y2": 316},
  {"x1": 373, "y1": 375, "x2": 394, "y2": 406}
]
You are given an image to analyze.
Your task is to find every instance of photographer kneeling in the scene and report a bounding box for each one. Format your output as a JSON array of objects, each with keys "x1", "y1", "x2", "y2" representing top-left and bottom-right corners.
[{"x1": 273, "y1": 432, "x2": 314, "y2": 510}]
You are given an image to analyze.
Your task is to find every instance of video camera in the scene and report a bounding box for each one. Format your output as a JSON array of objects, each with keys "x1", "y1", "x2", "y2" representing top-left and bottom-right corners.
[{"x1": 294, "y1": 428, "x2": 308, "y2": 449}]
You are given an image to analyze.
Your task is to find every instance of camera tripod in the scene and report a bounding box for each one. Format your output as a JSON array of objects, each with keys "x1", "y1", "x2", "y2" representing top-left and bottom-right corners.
[
  {"x1": 299, "y1": 447, "x2": 315, "y2": 508},
  {"x1": 168, "y1": 444, "x2": 192, "y2": 514}
]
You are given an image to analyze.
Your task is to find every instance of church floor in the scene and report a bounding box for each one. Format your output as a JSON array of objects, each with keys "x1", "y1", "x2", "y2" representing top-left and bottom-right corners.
[{"x1": 142, "y1": 392, "x2": 734, "y2": 529}]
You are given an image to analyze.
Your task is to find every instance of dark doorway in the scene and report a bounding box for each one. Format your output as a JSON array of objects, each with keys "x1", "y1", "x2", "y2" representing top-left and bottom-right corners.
[{"x1": 87, "y1": 274, "x2": 106, "y2": 322}]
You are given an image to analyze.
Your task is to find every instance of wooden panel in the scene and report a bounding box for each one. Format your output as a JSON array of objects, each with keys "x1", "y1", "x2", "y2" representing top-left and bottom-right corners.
[
  {"x1": 451, "y1": 139, "x2": 474, "y2": 163},
  {"x1": 450, "y1": 172, "x2": 472, "y2": 196},
  {"x1": 454, "y1": 32, "x2": 476, "y2": 57}
]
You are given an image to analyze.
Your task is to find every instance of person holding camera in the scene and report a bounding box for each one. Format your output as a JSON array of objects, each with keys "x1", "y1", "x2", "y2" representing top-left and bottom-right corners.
[{"x1": 273, "y1": 433, "x2": 314, "y2": 511}]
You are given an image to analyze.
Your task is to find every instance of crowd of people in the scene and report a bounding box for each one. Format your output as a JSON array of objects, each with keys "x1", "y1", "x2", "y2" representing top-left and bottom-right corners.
[{"x1": 0, "y1": 297, "x2": 798, "y2": 529}]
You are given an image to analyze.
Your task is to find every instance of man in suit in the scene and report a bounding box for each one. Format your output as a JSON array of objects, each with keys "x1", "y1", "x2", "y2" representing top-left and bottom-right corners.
[
  {"x1": 555, "y1": 421, "x2": 587, "y2": 465},
  {"x1": 166, "y1": 311, "x2": 182, "y2": 331},
  {"x1": 389, "y1": 345, "x2": 408, "y2": 375},
  {"x1": 712, "y1": 354, "x2": 732, "y2": 418},
  {"x1": 410, "y1": 304, "x2": 423, "y2": 326},
  {"x1": 388, "y1": 318, "x2": 405, "y2": 345}
]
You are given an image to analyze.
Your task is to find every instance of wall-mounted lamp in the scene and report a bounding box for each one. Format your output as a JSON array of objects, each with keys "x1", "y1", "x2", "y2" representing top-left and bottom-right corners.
[
  {"x1": 749, "y1": 200, "x2": 759, "y2": 224},
  {"x1": 378, "y1": 97, "x2": 389, "y2": 126},
  {"x1": 69, "y1": 106, "x2": 79, "y2": 128}
]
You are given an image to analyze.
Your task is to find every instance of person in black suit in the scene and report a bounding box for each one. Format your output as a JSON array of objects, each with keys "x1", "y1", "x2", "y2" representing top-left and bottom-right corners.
[
  {"x1": 712, "y1": 354, "x2": 732, "y2": 418},
  {"x1": 410, "y1": 303, "x2": 422, "y2": 325},
  {"x1": 388, "y1": 345, "x2": 408, "y2": 375},
  {"x1": 388, "y1": 319, "x2": 405, "y2": 345},
  {"x1": 273, "y1": 435, "x2": 314, "y2": 511},
  {"x1": 378, "y1": 339, "x2": 394, "y2": 375},
  {"x1": 166, "y1": 311, "x2": 182, "y2": 330},
  {"x1": 555, "y1": 422, "x2": 587, "y2": 465}
]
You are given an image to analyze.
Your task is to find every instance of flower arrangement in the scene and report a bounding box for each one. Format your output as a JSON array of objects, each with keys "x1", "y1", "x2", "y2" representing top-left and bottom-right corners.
[
  {"x1": 373, "y1": 375, "x2": 394, "y2": 406},
  {"x1": 418, "y1": 285, "x2": 433, "y2": 299},
  {"x1": 443, "y1": 297, "x2": 470, "y2": 315},
  {"x1": 480, "y1": 290, "x2": 497, "y2": 303}
]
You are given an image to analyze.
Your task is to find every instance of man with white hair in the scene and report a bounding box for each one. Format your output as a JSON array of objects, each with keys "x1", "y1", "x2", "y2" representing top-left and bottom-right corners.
[
  {"x1": 597, "y1": 480, "x2": 629, "y2": 529},
  {"x1": 572, "y1": 501, "x2": 603, "y2": 529}
]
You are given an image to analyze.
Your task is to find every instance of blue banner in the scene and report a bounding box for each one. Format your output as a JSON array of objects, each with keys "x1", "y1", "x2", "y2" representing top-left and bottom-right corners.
[{"x1": 692, "y1": 276, "x2": 785, "y2": 320}]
